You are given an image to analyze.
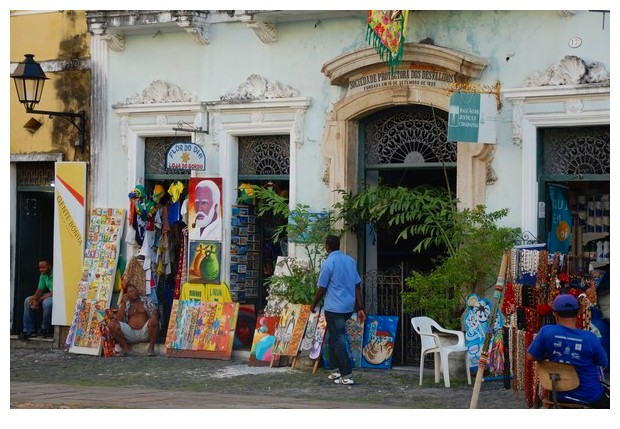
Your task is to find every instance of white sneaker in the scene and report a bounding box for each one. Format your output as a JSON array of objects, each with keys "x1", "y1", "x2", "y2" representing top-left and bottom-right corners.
[
  {"x1": 327, "y1": 371, "x2": 341, "y2": 380},
  {"x1": 334, "y1": 377, "x2": 355, "y2": 385}
]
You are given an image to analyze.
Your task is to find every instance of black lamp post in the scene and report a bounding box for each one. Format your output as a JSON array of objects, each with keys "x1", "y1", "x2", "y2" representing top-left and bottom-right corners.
[{"x1": 11, "y1": 54, "x2": 86, "y2": 150}]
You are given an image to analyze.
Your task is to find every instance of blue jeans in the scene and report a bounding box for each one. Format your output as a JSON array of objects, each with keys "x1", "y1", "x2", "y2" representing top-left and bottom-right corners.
[
  {"x1": 23, "y1": 296, "x2": 53, "y2": 333},
  {"x1": 325, "y1": 310, "x2": 353, "y2": 378}
]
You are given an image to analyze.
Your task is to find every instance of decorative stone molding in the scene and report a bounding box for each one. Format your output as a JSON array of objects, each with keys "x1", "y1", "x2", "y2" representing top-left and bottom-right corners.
[
  {"x1": 246, "y1": 21, "x2": 277, "y2": 43},
  {"x1": 86, "y1": 10, "x2": 211, "y2": 46},
  {"x1": 557, "y1": 11, "x2": 576, "y2": 17},
  {"x1": 511, "y1": 99, "x2": 524, "y2": 146},
  {"x1": 220, "y1": 74, "x2": 299, "y2": 102},
  {"x1": 524, "y1": 55, "x2": 610, "y2": 87},
  {"x1": 293, "y1": 110, "x2": 304, "y2": 149},
  {"x1": 176, "y1": 11, "x2": 210, "y2": 45},
  {"x1": 155, "y1": 115, "x2": 168, "y2": 126},
  {"x1": 100, "y1": 34, "x2": 125, "y2": 52},
  {"x1": 119, "y1": 115, "x2": 129, "y2": 153},
  {"x1": 120, "y1": 80, "x2": 197, "y2": 105},
  {"x1": 565, "y1": 98, "x2": 583, "y2": 114},
  {"x1": 486, "y1": 163, "x2": 498, "y2": 185}
]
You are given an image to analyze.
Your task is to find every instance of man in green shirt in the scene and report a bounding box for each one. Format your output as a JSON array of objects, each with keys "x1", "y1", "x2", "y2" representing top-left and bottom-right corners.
[{"x1": 19, "y1": 259, "x2": 53, "y2": 339}]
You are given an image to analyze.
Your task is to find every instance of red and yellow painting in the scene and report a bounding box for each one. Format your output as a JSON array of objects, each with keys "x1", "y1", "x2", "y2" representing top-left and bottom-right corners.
[{"x1": 166, "y1": 300, "x2": 239, "y2": 360}]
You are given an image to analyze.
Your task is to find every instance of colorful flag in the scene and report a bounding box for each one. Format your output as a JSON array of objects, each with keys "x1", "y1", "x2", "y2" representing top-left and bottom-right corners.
[{"x1": 366, "y1": 10, "x2": 409, "y2": 73}]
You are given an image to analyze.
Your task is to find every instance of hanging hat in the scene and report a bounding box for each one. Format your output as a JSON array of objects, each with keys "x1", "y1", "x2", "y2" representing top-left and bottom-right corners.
[
  {"x1": 128, "y1": 184, "x2": 146, "y2": 200},
  {"x1": 152, "y1": 184, "x2": 165, "y2": 204}
]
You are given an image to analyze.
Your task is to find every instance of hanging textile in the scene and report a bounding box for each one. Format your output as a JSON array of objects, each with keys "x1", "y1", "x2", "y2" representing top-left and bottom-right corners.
[{"x1": 366, "y1": 10, "x2": 409, "y2": 73}]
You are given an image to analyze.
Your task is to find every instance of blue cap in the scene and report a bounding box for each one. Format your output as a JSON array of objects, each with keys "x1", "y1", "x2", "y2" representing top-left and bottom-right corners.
[{"x1": 552, "y1": 294, "x2": 579, "y2": 312}]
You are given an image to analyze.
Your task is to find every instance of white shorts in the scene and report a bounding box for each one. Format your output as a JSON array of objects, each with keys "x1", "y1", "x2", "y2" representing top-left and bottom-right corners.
[{"x1": 119, "y1": 321, "x2": 149, "y2": 343}]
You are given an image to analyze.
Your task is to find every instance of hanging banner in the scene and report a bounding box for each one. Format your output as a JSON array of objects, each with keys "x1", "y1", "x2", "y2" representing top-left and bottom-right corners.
[
  {"x1": 548, "y1": 184, "x2": 572, "y2": 254},
  {"x1": 366, "y1": 10, "x2": 409, "y2": 73},
  {"x1": 448, "y1": 92, "x2": 497, "y2": 143},
  {"x1": 166, "y1": 142, "x2": 206, "y2": 171},
  {"x1": 53, "y1": 162, "x2": 87, "y2": 326}
]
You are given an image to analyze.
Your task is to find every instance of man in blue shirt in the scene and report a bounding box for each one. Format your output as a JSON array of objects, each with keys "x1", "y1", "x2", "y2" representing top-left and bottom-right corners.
[
  {"x1": 527, "y1": 294, "x2": 609, "y2": 408},
  {"x1": 311, "y1": 235, "x2": 365, "y2": 385}
]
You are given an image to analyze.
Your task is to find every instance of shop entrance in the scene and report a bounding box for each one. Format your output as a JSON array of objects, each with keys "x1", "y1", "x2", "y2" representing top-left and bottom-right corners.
[
  {"x1": 13, "y1": 189, "x2": 54, "y2": 334},
  {"x1": 360, "y1": 105, "x2": 456, "y2": 366},
  {"x1": 237, "y1": 135, "x2": 291, "y2": 315}
]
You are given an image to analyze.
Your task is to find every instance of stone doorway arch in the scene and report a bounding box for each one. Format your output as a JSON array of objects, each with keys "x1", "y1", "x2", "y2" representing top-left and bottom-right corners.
[{"x1": 320, "y1": 43, "x2": 492, "y2": 252}]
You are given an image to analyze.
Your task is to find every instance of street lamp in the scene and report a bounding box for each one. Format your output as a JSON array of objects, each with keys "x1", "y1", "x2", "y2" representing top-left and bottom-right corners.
[{"x1": 11, "y1": 54, "x2": 86, "y2": 150}]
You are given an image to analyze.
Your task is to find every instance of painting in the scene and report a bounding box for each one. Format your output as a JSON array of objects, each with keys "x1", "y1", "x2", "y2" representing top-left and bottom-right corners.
[
  {"x1": 165, "y1": 300, "x2": 239, "y2": 360},
  {"x1": 188, "y1": 177, "x2": 223, "y2": 241},
  {"x1": 464, "y1": 293, "x2": 504, "y2": 375},
  {"x1": 272, "y1": 304, "x2": 311, "y2": 357},
  {"x1": 67, "y1": 208, "x2": 125, "y2": 356},
  {"x1": 233, "y1": 304, "x2": 256, "y2": 349},
  {"x1": 321, "y1": 313, "x2": 365, "y2": 369},
  {"x1": 360, "y1": 315, "x2": 398, "y2": 369},
  {"x1": 299, "y1": 307, "x2": 321, "y2": 356},
  {"x1": 249, "y1": 316, "x2": 281, "y2": 366},
  {"x1": 188, "y1": 241, "x2": 222, "y2": 285}
]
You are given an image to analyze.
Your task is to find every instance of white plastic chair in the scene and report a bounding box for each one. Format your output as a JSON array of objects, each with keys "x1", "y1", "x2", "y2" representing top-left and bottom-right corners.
[{"x1": 411, "y1": 316, "x2": 472, "y2": 387}]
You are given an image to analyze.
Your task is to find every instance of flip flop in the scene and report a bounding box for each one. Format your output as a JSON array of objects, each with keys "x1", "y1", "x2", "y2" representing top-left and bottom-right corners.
[{"x1": 147, "y1": 351, "x2": 156, "y2": 357}]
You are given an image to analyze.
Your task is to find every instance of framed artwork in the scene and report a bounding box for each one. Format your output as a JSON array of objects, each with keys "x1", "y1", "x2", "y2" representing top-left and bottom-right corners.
[
  {"x1": 188, "y1": 241, "x2": 222, "y2": 285},
  {"x1": 188, "y1": 177, "x2": 223, "y2": 241},
  {"x1": 361, "y1": 315, "x2": 398, "y2": 369}
]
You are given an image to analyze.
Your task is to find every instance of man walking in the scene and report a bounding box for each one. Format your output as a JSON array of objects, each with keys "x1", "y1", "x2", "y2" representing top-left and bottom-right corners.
[{"x1": 311, "y1": 235, "x2": 365, "y2": 385}]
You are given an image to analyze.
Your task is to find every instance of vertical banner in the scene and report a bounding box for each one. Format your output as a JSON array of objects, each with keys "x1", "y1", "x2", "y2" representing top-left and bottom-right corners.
[
  {"x1": 548, "y1": 184, "x2": 572, "y2": 254},
  {"x1": 53, "y1": 162, "x2": 87, "y2": 326}
]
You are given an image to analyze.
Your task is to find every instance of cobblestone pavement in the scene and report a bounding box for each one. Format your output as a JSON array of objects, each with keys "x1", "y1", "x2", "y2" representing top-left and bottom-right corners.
[{"x1": 9, "y1": 339, "x2": 530, "y2": 410}]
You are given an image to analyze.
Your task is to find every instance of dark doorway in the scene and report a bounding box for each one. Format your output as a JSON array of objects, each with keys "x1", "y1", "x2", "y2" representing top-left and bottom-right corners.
[{"x1": 13, "y1": 191, "x2": 54, "y2": 334}]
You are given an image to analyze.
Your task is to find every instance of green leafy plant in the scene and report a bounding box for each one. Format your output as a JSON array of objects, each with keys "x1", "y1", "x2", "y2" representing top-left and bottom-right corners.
[
  {"x1": 333, "y1": 183, "x2": 520, "y2": 329},
  {"x1": 241, "y1": 184, "x2": 339, "y2": 307}
]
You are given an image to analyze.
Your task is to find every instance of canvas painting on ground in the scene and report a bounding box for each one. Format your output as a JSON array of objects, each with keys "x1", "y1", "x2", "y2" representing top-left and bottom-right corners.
[
  {"x1": 272, "y1": 303, "x2": 311, "y2": 356},
  {"x1": 249, "y1": 315, "x2": 281, "y2": 366},
  {"x1": 361, "y1": 315, "x2": 398, "y2": 369},
  {"x1": 299, "y1": 307, "x2": 320, "y2": 356},
  {"x1": 166, "y1": 300, "x2": 239, "y2": 360}
]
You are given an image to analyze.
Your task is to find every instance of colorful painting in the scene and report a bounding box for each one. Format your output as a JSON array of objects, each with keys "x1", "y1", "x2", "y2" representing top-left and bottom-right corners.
[
  {"x1": 165, "y1": 300, "x2": 239, "y2": 360},
  {"x1": 67, "y1": 208, "x2": 125, "y2": 356},
  {"x1": 464, "y1": 293, "x2": 504, "y2": 375},
  {"x1": 361, "y1": 315, "x2": 398, "y2": 369},
  {"x1": 299, "y1": 308, "x2": 321, "y2": 354},
  {"x1": 309, "y1": 309, "x2": 326, "y2": 360},
  {"x1": 234, "y1": 304, "x2": 256, "y2": 349},
  {"x1": 188, "y1": 177, "x2": 223, "y2": 242},
  {"x1": 272, "y1": 304, "x2": 311, "y2": 356},
  {"x1": 321, "y1": 313, "x2": 365, "y2": 369},
  {"x1": 188, "y1": 241, "x2": 222, "y2": 284},
  {"x1": 249, "y1": 316, "x2": 281, "y2": 366}
]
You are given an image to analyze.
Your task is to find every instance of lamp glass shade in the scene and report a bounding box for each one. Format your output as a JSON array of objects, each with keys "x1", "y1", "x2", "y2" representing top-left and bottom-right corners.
[{"x1": 11, "y1": 54, "x2": 48, "y2": 111}]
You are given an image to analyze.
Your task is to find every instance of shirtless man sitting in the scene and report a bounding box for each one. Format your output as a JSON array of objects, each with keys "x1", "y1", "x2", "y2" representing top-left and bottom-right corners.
[{"x1": 108, "y1": 283, "x2": 159, "y2": 356}]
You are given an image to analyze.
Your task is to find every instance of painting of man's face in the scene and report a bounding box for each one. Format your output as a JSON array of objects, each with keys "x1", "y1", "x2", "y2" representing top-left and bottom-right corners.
[
  {"x1": 189, "y1": 177, "x2": 222, "y2": 242},
  {"x1": 194, "y1": 182, "x2": 217, "y2": 229}
]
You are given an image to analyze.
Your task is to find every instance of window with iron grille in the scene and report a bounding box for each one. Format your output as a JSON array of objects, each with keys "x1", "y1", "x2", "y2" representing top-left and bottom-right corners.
[
  {"x1": 16, "y1": 162, "x2": 55, "y2": 187},
  {"x1": 542, "y1": 126, "x2": 610, "y2": 175},
  {"x1": 238, "y1": 135, "x2": 290, "y2": 177},
  {"x1": 145, "y1": 136, "x2": 194, "y2": 178}
]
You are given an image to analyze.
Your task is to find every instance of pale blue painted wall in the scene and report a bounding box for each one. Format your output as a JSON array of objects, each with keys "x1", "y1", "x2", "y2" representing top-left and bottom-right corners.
[{"x1": 103, "y1": 10, "x2": 610, "y2": 228}]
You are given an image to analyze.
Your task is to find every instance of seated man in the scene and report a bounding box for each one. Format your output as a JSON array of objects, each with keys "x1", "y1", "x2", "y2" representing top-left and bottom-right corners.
[
  {"x1": 19, "y1": 259, "x2": 53, "y2": 339},
  {"x1": 108, "y1": 283, "x2": 159, "y2": 356},
  {"x1": 527, "y1": 294, "x2": 609, "y2": 408}
]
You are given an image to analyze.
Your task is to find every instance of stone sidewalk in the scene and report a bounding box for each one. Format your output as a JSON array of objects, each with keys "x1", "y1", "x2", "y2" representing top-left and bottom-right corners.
[{"x1": 10, "y1": 338, "x2": 529, "y2": 409}]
